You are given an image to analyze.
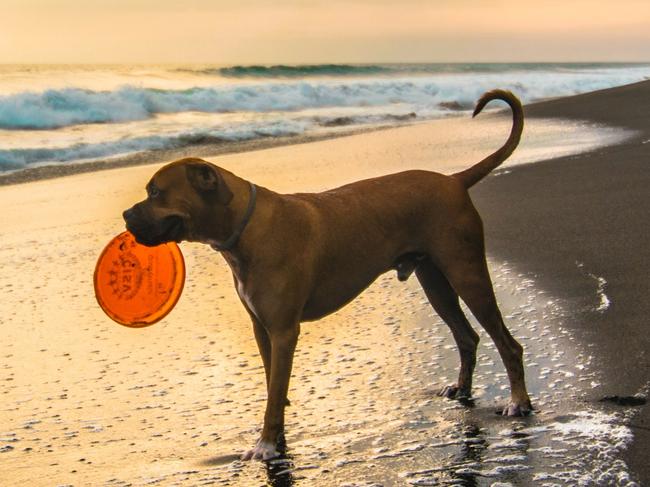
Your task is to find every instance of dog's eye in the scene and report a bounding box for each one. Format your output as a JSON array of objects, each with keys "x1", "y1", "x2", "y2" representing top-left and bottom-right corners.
[{"x1": 147, "y1": 185, "x2": 160, "y2": 198}]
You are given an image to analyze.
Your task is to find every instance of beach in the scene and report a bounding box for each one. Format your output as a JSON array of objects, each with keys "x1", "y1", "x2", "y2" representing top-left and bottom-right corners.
[
  {"x1": 1, "y1": 81, "x2": 649, "y2": 486},
  {"x1": 472, "y1": 80, "x2": 650, "y2": 484}
]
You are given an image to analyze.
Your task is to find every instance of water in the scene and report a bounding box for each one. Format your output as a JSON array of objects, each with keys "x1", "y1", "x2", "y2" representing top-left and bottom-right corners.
[{"x1": 0, "y1": 63, "x2": 648, "y2": 172}]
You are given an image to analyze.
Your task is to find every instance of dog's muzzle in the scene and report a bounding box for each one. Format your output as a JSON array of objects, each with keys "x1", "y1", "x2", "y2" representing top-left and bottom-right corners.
[{"x1": 123, "y1": 206, "x2": 184, "y2": 247}]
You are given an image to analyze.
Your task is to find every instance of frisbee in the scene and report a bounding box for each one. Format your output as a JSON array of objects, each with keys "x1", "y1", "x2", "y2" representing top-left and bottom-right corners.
[{"x1": 94, "y1": 231, "x2": 185, "y2": 327}]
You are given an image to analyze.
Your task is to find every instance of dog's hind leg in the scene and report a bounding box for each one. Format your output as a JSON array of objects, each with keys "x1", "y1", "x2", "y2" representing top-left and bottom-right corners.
[
  {"x1": 416, "y1": 259, "x2": 479, "y2": 400},
  {"x1": 440, "y1": 245, "x2": 532, "y2": 416}
]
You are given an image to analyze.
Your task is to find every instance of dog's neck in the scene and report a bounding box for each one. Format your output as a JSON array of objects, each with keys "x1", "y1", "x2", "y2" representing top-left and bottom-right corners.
[
  {"x1": 210, "y1": 182, "x2": 256, "y2": 252},
  {"x1": 204, "y1": 170, "x2": 263, "y2": 257}
]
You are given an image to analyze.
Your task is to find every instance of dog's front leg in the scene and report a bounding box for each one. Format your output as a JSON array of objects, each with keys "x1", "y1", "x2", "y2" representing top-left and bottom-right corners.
[
  {"x1": 251, "y1": 318, "x2": 272, "y2": 390},
  {"x1": 252, "y1": 317, "x2": 292, "y2": 408},
  {"x1": 242, "y1": 325, "x2": 300, "y2": 461}
]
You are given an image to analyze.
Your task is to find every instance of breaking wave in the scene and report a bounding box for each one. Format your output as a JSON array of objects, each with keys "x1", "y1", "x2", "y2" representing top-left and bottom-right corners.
[
  {"x1": 186, "y1": 62, "x2": 649, "y2": 78},
  {"x1": 217, "y1": 63, "x2": 393, "y2": 77},
  {"x1": 0, "y1": 120, "x2": 308, "y2": 169},
  {"x1": 1, "y1": 62, "x2": 649, "y2": 173},
  {"x1": 2, "y1": 63, "x2": 649, "y2": 131}
]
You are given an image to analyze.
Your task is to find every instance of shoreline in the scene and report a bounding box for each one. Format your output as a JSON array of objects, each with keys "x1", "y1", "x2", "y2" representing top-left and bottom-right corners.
[
  {"x1": 0, "y1": 112, "x2": 633, "y2": 189},
  {"x1": 472, "y1": 79, "x2": 650, "y2": 484},
  {"x1": 3, "y1": 82, "x2": 647, "y2": 188},
  {"x1": 0, "y1": 124, "x2": 395, "y2": 187}
]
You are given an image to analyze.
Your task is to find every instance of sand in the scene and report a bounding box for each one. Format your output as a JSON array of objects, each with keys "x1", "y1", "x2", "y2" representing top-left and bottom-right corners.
[
  {"x1": 1, "y1": 84, "x2": 648, "y2": 485},
  {"x1": 472, "y1": 80, "x2": 650, "y2": 485}
]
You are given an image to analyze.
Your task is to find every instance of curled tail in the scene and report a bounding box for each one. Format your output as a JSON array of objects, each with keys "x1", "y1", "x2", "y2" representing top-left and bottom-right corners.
[{"x1": 453, "y1": 90, "x2": 524, "y2": 188}]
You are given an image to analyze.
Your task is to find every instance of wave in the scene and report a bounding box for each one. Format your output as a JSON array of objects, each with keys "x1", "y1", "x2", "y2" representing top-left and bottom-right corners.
[
  {"x1": 216, "y1": 64, "x2": 393, "y2": 78},
  {"x1": 0, "y1": 82, "x2": 450, "y2": 130},
  {"x1": 2, "y1": 65, "x2": 649, "y2": 131},
  {"x1": 316, "y1": 112, "x2": 417, "y2": 128},
  {"x1": 0, "y1": 110, "x2": 428, "y2": 169},
  {"x1": 0, "y1": 120, "x2": 310, "y2": 169},
  {"x1": 185, "y1": 62, "x2": 649, "y2": 78}
]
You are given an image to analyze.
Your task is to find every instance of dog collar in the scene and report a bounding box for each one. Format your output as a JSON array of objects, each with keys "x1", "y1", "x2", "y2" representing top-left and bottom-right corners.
[{"x1": 211, "y1": 182, "x2": 257, "y2": 252}]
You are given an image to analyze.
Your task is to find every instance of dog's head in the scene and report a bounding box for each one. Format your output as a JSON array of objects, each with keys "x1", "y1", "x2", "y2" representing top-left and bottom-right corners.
[{"x1": 123, "y1": 158, "x2": 233, "y2": 247}]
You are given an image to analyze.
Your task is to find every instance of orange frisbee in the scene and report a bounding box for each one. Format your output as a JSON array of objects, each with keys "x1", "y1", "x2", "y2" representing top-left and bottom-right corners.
[{"x1": 94, "y1": 231, "x2": 185, "y2": 327}]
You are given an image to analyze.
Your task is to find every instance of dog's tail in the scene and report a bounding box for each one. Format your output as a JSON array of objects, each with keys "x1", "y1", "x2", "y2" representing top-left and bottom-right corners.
[{"x1": 452, "y1": 90, "x2": 524, "y2": 189}]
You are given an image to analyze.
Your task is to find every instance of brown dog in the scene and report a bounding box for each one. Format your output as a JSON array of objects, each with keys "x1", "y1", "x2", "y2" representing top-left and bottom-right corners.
[{"x1": 123, "y1": 89, "x2": 532, "y2": 461}]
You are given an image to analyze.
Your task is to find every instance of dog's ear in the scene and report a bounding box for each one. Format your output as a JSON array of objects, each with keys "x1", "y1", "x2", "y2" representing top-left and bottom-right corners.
[{"x1": 186, "y1": 162, "x2": 233, "y2": 205}]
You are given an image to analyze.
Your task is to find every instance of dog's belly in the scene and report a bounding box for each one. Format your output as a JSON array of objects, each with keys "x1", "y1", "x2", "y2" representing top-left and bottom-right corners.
[
  {"x1": 301, "y1": 265, "x2": 391, "y2": 321},
  {"x1": 301, "y1": 285, "x2": 372, "y2": 321}
]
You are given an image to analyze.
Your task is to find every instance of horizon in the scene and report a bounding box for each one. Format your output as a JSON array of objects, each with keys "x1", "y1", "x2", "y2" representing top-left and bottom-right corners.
[{"x1": 2, "y1": 61, "x2": 650, "y2": 67}]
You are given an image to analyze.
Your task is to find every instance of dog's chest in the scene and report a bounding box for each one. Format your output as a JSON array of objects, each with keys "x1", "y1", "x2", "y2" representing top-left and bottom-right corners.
[
  {"x1": 221, "y1": 253, "x2": 259, "y2": 320},
  {"x1": 236, "y1": 278, "x2": 259, "y2": 320}
]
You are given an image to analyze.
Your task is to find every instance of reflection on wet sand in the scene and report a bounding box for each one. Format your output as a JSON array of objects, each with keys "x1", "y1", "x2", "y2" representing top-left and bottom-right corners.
[{"x1": 0, "y1": 230, "x2": 639, "y2": 485}]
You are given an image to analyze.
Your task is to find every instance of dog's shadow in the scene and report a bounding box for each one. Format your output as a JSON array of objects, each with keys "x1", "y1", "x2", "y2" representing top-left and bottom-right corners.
[
  {"x1": 199, "y1": 452, "x2": 296, "y2": 486},
  {"x1": 199, "y1": 453, "x2": 241, "y2": 466}
]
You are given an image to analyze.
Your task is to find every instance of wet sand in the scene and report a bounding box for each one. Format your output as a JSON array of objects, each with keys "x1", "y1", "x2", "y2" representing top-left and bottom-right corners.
[
  {"x1": 471, "y1": 80, "x2": 650, "y2": 485},
  {"x1": 1, "y1": 84, "x2": 647, "y2": 485}
]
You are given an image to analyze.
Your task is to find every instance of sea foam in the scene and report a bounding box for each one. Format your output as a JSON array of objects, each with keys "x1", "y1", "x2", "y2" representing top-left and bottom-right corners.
[
  {"x1": 1, "y1": 65, "x2": 649, "y2": 131},
  {"x1": 0, "y1": 63, "x2": 648, "y2": 172}
]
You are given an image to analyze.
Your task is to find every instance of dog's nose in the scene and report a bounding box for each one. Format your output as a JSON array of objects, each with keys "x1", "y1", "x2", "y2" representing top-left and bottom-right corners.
[{"x1": 123, "y1": 207, "x2": 135, "y2": 222}]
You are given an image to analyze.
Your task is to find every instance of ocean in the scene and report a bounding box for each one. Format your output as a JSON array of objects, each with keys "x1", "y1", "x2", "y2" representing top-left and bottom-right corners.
[{"x1": 1, "y1": 62, "x2": 649, "y2": 174}]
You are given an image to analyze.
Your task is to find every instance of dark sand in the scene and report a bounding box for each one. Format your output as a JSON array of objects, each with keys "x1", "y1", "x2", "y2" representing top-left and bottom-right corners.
[{"x1": 472, "y1": 80, "x2": 650, "y2": 484}]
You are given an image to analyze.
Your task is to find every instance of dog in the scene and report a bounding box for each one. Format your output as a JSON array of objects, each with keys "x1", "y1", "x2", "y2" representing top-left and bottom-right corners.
[{"x1": 123, "y1": 89, "x2": 532, "y2": 461}]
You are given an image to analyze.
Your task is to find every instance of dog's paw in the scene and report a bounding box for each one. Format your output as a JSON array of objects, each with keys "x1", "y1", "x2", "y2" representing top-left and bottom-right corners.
[
  {"x1": 438, "y1": 384, "x2": 470, "y2": 400},
  {"x1": 241, "y1": 439, "x2": 280, "y2": 461},
  {"x1": 500, "y1": 401, "x2": 533, "y2": 417}
]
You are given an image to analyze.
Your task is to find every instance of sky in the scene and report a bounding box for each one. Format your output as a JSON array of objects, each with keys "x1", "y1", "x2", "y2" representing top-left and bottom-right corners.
[{"x1": 1, "y1": 0, "x2": 649, "y2": 64}]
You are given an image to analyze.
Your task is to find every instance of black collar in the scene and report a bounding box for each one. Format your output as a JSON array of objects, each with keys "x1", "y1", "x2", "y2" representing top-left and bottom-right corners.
[{"x1": 211, "y1": 182, "x2": 257, "y2": 252}]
